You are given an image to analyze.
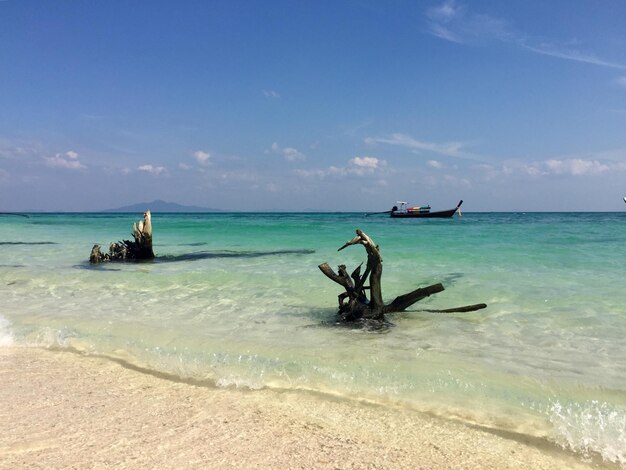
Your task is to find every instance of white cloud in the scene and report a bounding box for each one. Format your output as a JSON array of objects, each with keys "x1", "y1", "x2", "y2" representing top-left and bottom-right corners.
[
  {"x1": 474, "y1": 157, "x2": 618, "y2": 180},
  {"x1": 215, "y1": 170, "x2": 260, "y2": 184},
  {"x1": 427, "y1": 160, "x2": 443, "y2": 169},
  {"x1": 262, "y1": 89, "x2": 280, "y2": 98},
  {"x1": 0, "y1": 139, "x2": 41, "y2": 161},
  {"x1": 544, "y1": 159, "x2": 610, "y2": 176},
  {"x1": 179, "y1": 163, "x2": 192, "y2": 170},
  {"x1": 522, "y1": 44, "x2": 626, "y2": 71},
  {"x1": 425, "y1": 1, "x2": 513, "y2": 45},
  {"x1": 295, "y1": 156, "x2": 385, "y2": 179},
  {"x1": 193, "y1": 150, "x2": 211, "y2": 165},
  {"x1": 427, "y1": 24, "x2": 462, "y2": 43},
  {"x1": 294, "y1": 169, "x2": 327, "y2": 178},
  {"x1": 283, "y1": 147, "x2": 306, "y2": 162},
  {"x1": 348, "y1": 156, "x2": 385, "y2": 176},
  {"x1": 270, "y1": 142, "x2": 306, "y2": 161},
  {"x1": 615, "y1": 76, "x2": 626, "y2": 88},
  {"x1": 473, "y1": 163, "x2": 501, "y2": 181},
  {"x1": 442, "y1": 173, "x2": 472, "y2": 188},
  {"x1": 427, "y1": 0, "x2": 461, "y2": 22},
  {"x1": 350, "y1": 156, "x2": 380, "y2": 169},
  {"x1": 137, "y1": 164, "x2": 167, "y2": 175},
  {"x1": 523, "y1": 165, "x2": 544, "y2": 176},
  {"x1": 426, "y1": 1, "x2": 464, "y2": 42},
  {"x1": 44, "y1": 150, "x2": 85, "y2": 169},
  {"x1": 425, "y1": 1, "x2": 626, "y2": 70},
  {"x1": 366, "y1": 133, "x2": 466, "y2": 158}
]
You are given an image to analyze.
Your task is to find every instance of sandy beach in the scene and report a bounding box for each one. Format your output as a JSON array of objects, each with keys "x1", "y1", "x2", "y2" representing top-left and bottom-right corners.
[{"x1": 1, "y1": 347, "x2": 611, "y2": 470}]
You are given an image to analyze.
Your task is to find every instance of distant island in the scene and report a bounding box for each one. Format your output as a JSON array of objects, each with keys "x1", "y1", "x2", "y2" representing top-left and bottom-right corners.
[{"x1": 102, "y1": 200, "x2": 223, "y2": 213}]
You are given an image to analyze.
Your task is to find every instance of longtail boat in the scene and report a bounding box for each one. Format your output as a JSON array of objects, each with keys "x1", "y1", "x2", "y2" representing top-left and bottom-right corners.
[{"x1": 389, "y1": 200, "x2": 463, "y2": 218}]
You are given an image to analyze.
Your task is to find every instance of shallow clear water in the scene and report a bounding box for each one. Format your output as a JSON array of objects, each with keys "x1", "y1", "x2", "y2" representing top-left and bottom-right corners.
[{"x1": 1, "y1": 212, "x2": 625, "y2": 464}]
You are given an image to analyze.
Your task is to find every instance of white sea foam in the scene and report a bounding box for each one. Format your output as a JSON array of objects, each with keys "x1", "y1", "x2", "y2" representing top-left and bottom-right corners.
[
  {"x1": 0, "y1": 315, "x2": 14, "y2": 346},
  {"x1": 548, "y1": 400, "x2": 626, "y2": 465},
  {"x1": 215, "y1": 375, "x2": 264, "y2": 389}
]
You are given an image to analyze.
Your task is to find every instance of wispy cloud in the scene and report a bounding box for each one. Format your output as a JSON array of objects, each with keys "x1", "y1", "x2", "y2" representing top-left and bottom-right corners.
[
  {"x1": 428, "y1": 0, "x2": 460, "y2": 22},
  {"x1": 137, "y1": 164, "x2": 167, "y2": 175},
  {"x1": 615, "y1": 76, "x2": 626, "y2": 88},
  {"x1": 295, "y1": 156, "x2": 386, "y2": 179},
  {"x1": 475, "y1": 157, "x2": 624, "y2": 180},
  {"x1": 522, "y1": 44, "x2": 626, "y2": 71},
  {"x1": 80, "y1": 113, "x2": 105, "y2": 121},
  {"x1": 262, "y1": 89, "x2": 280, "y2": 99},
  {"x1": 542, "y1": 159, "x2": 611, "y2": 176},
  {"x1": 268, "y1": 142, "x2": 306, "y2": 161},
  {"x1": 343, "y1": 120, "x2": 373, "y2": 136},
  {"x1": 425, "y1": 1, "x2": 626, "y2": 70},
  {"x1": 427, "y1": 23, "x2": 462, "y2": 43},
  {"x1": 425, "y1": 0, "x2": 514, "y2": 45},
  {"x1": 425, "y1": 0, "x2": 463, "y2": 42},
  {"x1": 365, "y1": 133, "x2": 467, "y2": 158},
  {"x1": 193, "y1": 150, "x2": 211, "y2": 165},
  {"x1": 44, "y1": 150, "x2": 85, "y2": 170},
  {"x1": 214, "y1": 170, "x2": 261, "y2": 184},
  {"x1": 0, "y1": 139, "x2": 42, "y2": 160},
  {"x1": 442, "y1": 173, "x2": 471, "y2": 188}
]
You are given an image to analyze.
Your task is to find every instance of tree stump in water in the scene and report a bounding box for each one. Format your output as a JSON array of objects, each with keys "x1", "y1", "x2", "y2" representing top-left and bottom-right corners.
[
  {"x1": 89, "y1": 211, "x2": 155, "y2": 263},
  {"x1": 319, "y1": 229, "x2": 486, "y2": 324}
]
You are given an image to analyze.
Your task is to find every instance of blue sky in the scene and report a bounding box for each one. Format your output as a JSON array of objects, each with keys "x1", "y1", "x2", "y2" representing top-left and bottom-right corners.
[{"x1": 1, "y1": 0, "x2": 625, "y2": 211}]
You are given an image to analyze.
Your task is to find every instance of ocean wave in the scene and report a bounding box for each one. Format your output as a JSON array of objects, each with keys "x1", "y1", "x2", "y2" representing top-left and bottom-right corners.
[{"x1": 548, "y1": 399, "x2": 626, "y2": 465}]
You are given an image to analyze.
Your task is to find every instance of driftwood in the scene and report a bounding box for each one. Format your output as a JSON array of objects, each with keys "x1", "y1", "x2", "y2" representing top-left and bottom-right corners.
[
  {"x1": 319, "y1": 229, "x2": 486, "y2": 323},
  {"x1": 89, "y1": 211, "x2": 155, "y2": 263}
]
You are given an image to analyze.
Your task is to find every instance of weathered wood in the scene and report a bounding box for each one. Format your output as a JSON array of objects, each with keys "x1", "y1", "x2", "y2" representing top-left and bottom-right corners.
[
  {"x1": 384, "y1": 283, "x2": 445, "y2": 314},
  {"x1": 420, "y1": 303, "x2": 487, "y2": 313},
  {"x1": 319, "y1": 263, "x2": 351, "y2": 289},
  {"x1": 89, "y1": 211, "x2": 155, "y2": 263},
  {"x1": 320, "y1": 229, "x2": 486, "y2": 324}
]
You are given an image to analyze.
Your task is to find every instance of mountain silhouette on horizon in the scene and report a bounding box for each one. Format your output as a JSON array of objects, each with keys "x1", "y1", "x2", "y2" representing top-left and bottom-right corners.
[{"x1": 102, "y1": 199, "x2": 223, "y2": 213}]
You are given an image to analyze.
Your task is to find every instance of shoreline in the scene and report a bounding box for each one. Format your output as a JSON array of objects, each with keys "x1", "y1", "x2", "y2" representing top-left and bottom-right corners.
[{"x1": 1, "y1": 346, "x2": 611, "y2": 469}]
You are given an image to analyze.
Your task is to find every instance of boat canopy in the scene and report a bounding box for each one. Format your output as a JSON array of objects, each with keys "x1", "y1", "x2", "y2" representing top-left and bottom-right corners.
[{"x1": 393, "y1": 201, "x2": 430, "y2": 212}]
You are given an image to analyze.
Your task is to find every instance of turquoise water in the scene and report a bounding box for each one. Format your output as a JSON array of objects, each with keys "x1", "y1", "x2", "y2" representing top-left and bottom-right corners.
[{"x1": 1, "y1": 212, "x2": 625, "y2": 464}]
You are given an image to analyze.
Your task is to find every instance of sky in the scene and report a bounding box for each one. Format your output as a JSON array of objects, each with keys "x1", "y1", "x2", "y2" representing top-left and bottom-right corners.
[{"x1": 1, "y1": 0, "x2": 625, "y2": 212}]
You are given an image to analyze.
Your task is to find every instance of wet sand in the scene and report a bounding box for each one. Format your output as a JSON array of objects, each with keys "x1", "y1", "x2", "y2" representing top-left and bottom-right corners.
[{"x1": 0, "y1": 347, "x2": 606, "y2": 469}]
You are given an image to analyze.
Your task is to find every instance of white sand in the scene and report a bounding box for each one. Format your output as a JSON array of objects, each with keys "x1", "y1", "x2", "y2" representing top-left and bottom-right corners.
[{"x1": 0, "y1": 347, "x2": 608, "y2": 469}]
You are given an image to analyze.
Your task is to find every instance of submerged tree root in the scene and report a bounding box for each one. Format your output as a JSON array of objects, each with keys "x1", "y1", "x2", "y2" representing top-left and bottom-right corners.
[
  {"x1": 89, "y1": 211, "x2": 155, "y2": 263},
  {"x1": 319, "y1": 229, "x2": 486, "y2": 325}
]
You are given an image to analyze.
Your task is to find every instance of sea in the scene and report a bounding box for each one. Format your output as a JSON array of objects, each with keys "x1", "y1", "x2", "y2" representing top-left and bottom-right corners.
[{"x1": 1, "y1": 211, "x2": 625, "y2": 465}]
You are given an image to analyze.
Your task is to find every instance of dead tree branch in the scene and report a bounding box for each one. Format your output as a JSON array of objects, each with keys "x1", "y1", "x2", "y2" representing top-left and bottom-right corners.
[
  {"x1": 89, "y1": 210, "x2": 155, "y2": 263},
  {"x1": 319, "y1": 229, "x2": 486, "y2": 324}
]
